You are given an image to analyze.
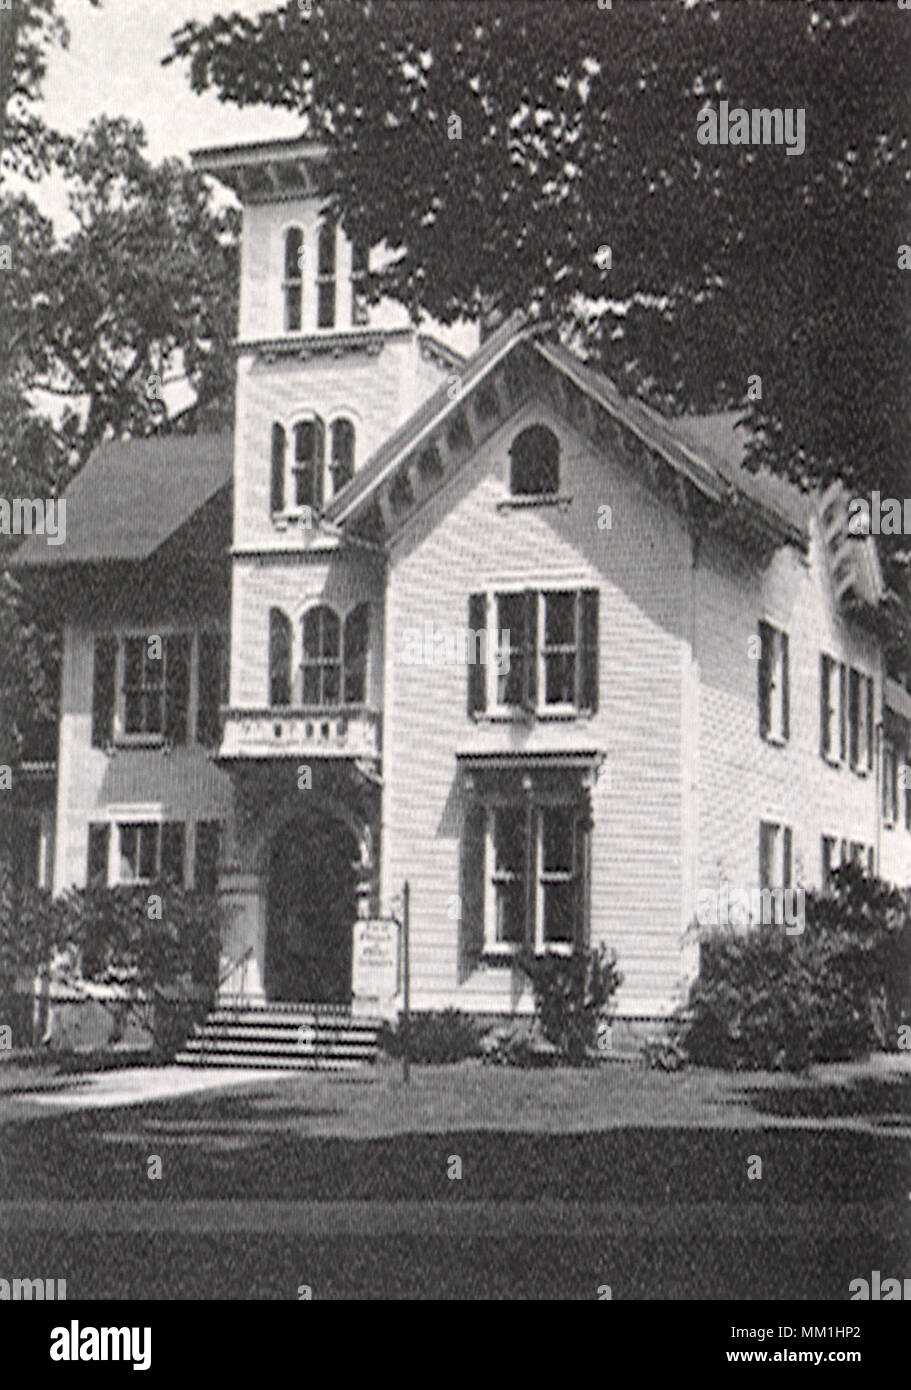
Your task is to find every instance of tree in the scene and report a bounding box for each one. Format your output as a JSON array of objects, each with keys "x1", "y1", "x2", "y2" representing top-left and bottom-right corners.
[
  {"x1": 168, "y1": 0, "x2": 911, "y2": 592},
  {"x1": 10, "y1": 117, "x2": 240, "y2": 458},
  {"x1": 0, "y1": 0, "x2": 98, "y2": 177}
]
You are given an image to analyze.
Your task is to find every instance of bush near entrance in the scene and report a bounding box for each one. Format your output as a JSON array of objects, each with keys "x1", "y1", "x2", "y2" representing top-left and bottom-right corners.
[
  {"x1": 0, "y1": 878, "x2": 220, "y2": 1057},
  {"x1": 682, "y1": 865, "x2": 911, "y2": 1071}
]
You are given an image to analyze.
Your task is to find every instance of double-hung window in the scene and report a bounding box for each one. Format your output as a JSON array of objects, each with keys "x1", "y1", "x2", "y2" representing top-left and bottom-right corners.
[
  {"x1": 118, "y1": 822, "x2": 185, "y2": 885},
  {"x1": 123, "y1": 634, "x2": 190, "y2": 742},
  {"x1": 758, "y1": 622, "x2": 789, "y2": 743},
  {"x1": 484, "y1": 802, "x2": 585, "y2": 954},
  {"x1": 469, "y1": 588, "x2": 598, "y2": 718},
  {"x1": 848, "y1": 668, "x2": 875, "y2": 773},
  {"x1": 820, "y1": 654, "x2": 847, "y2": 763}
]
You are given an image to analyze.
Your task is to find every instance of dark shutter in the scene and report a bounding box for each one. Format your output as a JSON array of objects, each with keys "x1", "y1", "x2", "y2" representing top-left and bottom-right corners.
[
  {"x1": 161, "y1": 823, "x2": 185, "y2": 886},
  {"x1": 87, "y1": 823, "x2": 109, "y2": 886},
  {"x1": 196, "y1": 630, "x2": 223, "y2": 747},
  {"x1": 270, "y1": 609, "x2": 292, "y2": 707},
  {"x1": 467, "y1": 592, "x2": 487, "y2": 716},
  {"x1": 839, "y1": 664, "x2": 848, "y2": 760},
  {"x1": 849, "y1": 669, "x2": 860, "y2": 766},
  {"x1": 758, "y1": 622, "x2": 771, "y2": 739},
  {"x1": 782, "y1": 827, "x2": 793, "y2": 889},
  {"x1": 91, "y1": 636, "x2": 117, "y2": 748},
  {"x1": 314, "y1": 417, "x2": 325, "y2": 512},
  {"x1": 458, "y1": 801, "x2": 486, "y2": 979},
  {"x1": 573, "y1": 811, "x2": 592, "y2": 949},
  {"x1": 271, "y1": 424, "x2": 285, "y2": 514},
  {"x1": 522, "y1": 590, "x2": 538, "y2": 711},
  {"x1": 194, "y1": 821, "x2": 221, "y2": 895},
  {"x1": 866, "y1": 677, "x2": 875, "y2": 770},
  {"x1": 164, "y1": 634, "x2": 191, "y2": 744},
  {"x1": 820, "y1": 655, "x2": 830, "y2": 757},
  {"x1": 579, "y1": 589, "x2": 599, "y2": 713},
  {"x1": 781, "y1": 632, "x2": 790, "y2": 741}
]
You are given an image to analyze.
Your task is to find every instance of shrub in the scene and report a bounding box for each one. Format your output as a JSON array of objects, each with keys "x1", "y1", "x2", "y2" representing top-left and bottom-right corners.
[
  {"x1": 682, "y1": 864, "x2": 911, "y2": 1070},
  {"x1": 379, "y1": 1009, "x2": 484, "y2": 1063},
  {"x1": 517, "y1": 944, "x2": 622, "y2": 1065}
]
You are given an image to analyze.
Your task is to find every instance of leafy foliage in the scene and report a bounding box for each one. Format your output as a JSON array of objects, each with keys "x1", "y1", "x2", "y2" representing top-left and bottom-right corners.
[
  {"x1": 379, "y1": 1008, "x2": 483, "y2": 1063},
  {"x1": 517, "y1": 944, "x2": 622, "y2": 1065},
  {"x1": 0, "y1": 876, "x2": 220, "y2": 1056},
  {"x1": 682, "y1": 864, "x2": 911, "y2": 1070},
  {"x1": 169, "y1": 2, "x2": 910, "y2": 534}
]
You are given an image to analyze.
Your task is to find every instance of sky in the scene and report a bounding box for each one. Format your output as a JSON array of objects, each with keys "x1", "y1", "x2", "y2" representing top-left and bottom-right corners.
[{"x1": 30, "y1": 0, "x2": 301, "y2": 222}]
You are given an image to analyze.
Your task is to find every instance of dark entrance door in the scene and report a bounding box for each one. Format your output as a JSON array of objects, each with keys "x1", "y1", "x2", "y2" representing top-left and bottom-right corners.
[{"x1": 265, "y1": 815, "x2": 358, "y2": 1003}]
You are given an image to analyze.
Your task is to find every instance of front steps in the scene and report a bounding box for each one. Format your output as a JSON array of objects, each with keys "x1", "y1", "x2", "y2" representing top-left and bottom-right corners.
[{"x1": 175, "y1": 1002, "x2": 381, "y2": 1071}]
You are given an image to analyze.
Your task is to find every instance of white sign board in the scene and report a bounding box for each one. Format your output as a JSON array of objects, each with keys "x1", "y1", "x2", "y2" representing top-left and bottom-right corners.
[{"x1": 351, "y1": 918, "x2": 399, "y2": 1016}]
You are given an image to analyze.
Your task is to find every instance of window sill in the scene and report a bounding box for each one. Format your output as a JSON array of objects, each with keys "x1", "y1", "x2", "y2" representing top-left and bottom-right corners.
[
  {"x1": 479, "y1": 944, "x2": 575, "y2": 966},
  {"x1": 761, "y1": 733, "x2": 789, "y2": 749},
  {"x1": 475, "y1": 708, "x2": 594, "y2": 725},
  {"x1": 114, "y1": 735, "x2": 169, "y2": 751},
  {"x1": 496, "y1": 494, "x2": 573, "y2": 514},
  {"x1": 821, "y1": 753, "x2": 845, "y2": 769}
]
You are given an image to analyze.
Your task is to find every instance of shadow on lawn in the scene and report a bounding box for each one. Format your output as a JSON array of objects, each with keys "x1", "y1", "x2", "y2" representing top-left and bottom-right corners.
[{"x1": 734, "y1": 1074, "x2": 911, "y2": 1124}]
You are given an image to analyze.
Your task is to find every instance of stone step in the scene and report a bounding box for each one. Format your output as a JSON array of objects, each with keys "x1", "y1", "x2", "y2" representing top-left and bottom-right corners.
[
  {"x1": 173, "y1": 1051, "x2": 364, "y2": 1071},
  {"x1": 175, "y1": 1003, "x2": 382, "y2": 1072}
]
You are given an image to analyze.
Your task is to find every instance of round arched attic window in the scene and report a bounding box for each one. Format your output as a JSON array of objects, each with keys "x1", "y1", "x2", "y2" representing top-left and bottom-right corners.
[{"x1": 509, "y1": 424, "x2": 560, "y2": 496}]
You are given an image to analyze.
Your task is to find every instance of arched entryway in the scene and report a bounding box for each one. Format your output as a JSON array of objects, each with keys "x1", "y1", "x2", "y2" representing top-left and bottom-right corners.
[{"x1": 264, "y1": 813, "x2": 360, "y2": 1003}]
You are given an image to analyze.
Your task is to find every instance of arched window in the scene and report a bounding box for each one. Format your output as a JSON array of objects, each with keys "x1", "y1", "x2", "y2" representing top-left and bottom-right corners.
[
  {"x1": 343, "y1": 603, "x2": 370, "y2": 704},
  {"x1": 283, "y1": 228, "x2": 303, "y2": 332},
  {"x1": 509, "y1": 424, "x2": 560, "y2": 497},
  {"x1": 317, "y1": 222, "x2": 336, "y2": 328},
  {"x1": 270, "y1": 423, "x2": 286, "y2": 514},
  {"x1": 269, "y1": 609, "x2": 292, "y2": 707},
  {"x1": 293, "y1": 417, "x2": 325, "y2": 511},
  {"x1": 302, "y1": 605, "x2": 341, "y2": 705},
  {"x1": 330, "y1": 418, "x2": 355, "y2": 494}
]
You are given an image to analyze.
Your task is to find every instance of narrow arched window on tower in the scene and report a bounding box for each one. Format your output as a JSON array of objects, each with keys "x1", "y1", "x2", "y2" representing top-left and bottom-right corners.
[
  {"x1": 317, "y1": 221, "x2": 336, "y2": 329},
  {"x1": 302, "y1": 606, "x2": 341, "y2": 705},
  {"x1": 270, "y1": 423, "x2": 286, "y2": 514},
  {"x1": 293, "y1": 418, "x2": 325, "y2": 510},
  {"x1": 283, "y1": 228, "x2": 303, "y2": 332},
  {"x1": 330, "y1": 419, "x2": 355, "y2": 494}
]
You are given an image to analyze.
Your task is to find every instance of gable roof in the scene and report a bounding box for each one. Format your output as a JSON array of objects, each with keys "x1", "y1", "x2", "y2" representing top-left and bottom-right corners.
[
  {"x1": 325, "y1": 311, "x2": 530, "y2": 524},
  {"x1": 11, "y1": 429, "x2": 233, "y2": 568},
  {"x1": 327, "y1": 314, "x2": 808, "y2": 552}
]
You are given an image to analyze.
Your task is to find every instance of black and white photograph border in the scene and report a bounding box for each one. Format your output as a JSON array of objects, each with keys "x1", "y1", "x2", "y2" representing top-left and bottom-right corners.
[{"x1": 0, "y1": 0, "x2": 909, "y2": 1332}]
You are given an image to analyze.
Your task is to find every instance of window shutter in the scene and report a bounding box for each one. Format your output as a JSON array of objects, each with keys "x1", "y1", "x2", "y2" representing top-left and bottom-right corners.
[
  {"x1": 314, "y1": 417, "x2": 325, "y2": 512},
  {"x1": 91, "y1": 636, "x2": 117, "y2": 748},
  {"x1": 780, "y1": 632, "x2": 790, "y2": 741},
  {"x1": 819, "y1": 655, "x2": 830, "y2": 757},
  {"x1": 522, "y1": 590, "x2": 539, "y2": 711},
  {"x1": 782, "y1": 827, "x2": 793, "y2": 889},
  {"x1": 467, "y1": 593, "x2": 487, "y2": 716},
  {"x1": 87, "y1": 823, "x2": 109, "y2": 886},
  {"x1": 194, "y1": 821, "x2": 221, "y2": 895},
  {"x1": 458, "y1": 802, "x2": 486, "y2": 979},
  {"x1": 759, "y1": 822, "x2": 773, "y2": 891},
  {"x1": 271, "y1": 424, "x2": 285, "y2": 514},
  {"x1": 196, "y1": 631, "x2": 223, "y2": 747},
  {"x1": 270, "y1": 609, "x2": 292, "y2": 707},
  {"x1": 164, "y1": 634, "x2": 191, "y2": 744},
  {"x1": 758, "y1": 622, "x2": 771, "y2": 739},
  {"x1": 579, "y1": 589, "x2": 599, "y2": 713},
  {"x1": 573, "y1": 811, "x2": 592, "y2": 949},
  {"x1": 839, "y1": 664, "x2": 847, "y2": 760},
  {"x1": 866, "y1": 677, "x2": 875, "y2": 771},
  {"x1": 161, "y1": 823, "x2": 186, "y2": 886}
]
